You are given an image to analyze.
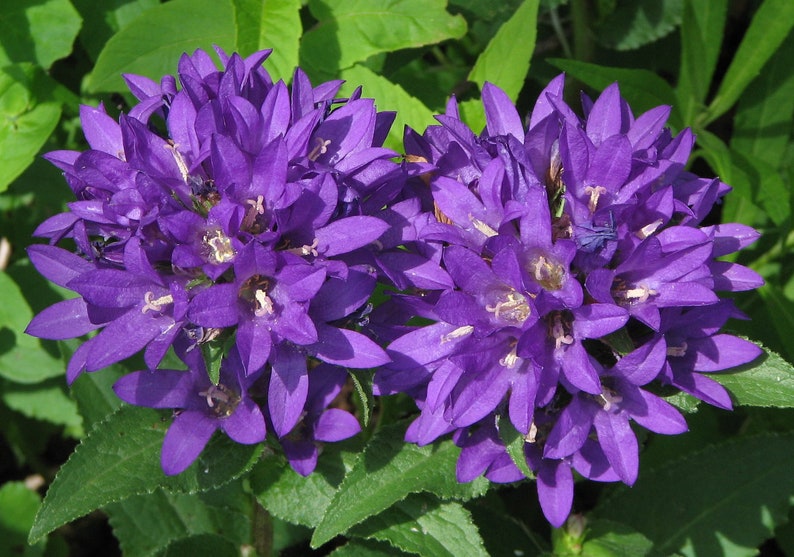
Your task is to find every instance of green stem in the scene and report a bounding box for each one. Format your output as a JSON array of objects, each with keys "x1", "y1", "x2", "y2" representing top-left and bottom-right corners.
[
  {"x1": 750, "y1": 229, "x2": 794, "y2": 271},
  {"x1": 570, "y1": 0, "x2": 594, "y2": 62},
  {"x1": 252, "y1": 499, "x2": 273, "y2": 557}
]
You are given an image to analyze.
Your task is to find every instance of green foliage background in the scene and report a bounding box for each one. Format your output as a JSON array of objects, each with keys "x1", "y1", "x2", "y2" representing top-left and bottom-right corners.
[{"x1": 2, "y1": 1, "x2": 794, "y2": 556}]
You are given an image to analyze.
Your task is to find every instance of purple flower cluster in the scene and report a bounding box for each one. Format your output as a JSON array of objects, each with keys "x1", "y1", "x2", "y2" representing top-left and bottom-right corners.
[
  {"x1": 374, "y1": 77, "x2": 763, "y2": 525},
  {"x1": 26, "y1": 46, "x2": 763, "y2": 524},
  {"x1": 25, "y1": 48, "x2": 427, "y2": 475}
]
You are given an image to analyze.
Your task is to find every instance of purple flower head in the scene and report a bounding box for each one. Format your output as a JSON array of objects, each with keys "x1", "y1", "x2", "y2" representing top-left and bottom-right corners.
[{"x1": 376, "y1": 76, "x2": 764, "y2": 526}]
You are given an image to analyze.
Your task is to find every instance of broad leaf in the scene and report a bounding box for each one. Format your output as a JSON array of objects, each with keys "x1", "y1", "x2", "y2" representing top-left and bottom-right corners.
[
  {"x1": 469, "y1": 503, "x2": 548, "y2": 557},
  {"x1": 106, "y1": 485, "x2": 250, "y2": 557},
  {"x1": 580, "y1": 519, "x2": 655, "y2": 557},
  {"x1": 705, "y1": 0, "x2": 794, "y2": 125},
  {"x1": 0, "y1": 271, "x2": 63, "y2": 384},
  {"x1": 311, "y1": 423, "x2": 488, "y2": 548},
  {"x1": 711, "y1": 334, "x2": 794, "y2": 406},
  {"x1": 468, "y1": 0, "x2": 539, "y2": 101},
  {"x1": 88, "y1": 0, "x2": 236, "y2": 93},
  {"x1": 339, "y1": 64, "x2": 436, "y2": 152},
  {"x1": 0, "y1": 482, "x2": 45, "y2": 557},
  {"x1": 755, "y1": 288, "x2": 794, "y2": 362},
  {"x1": 69, "y1": 359, "x2": 125, "y2": 428},
  {"x1": 29, "y1": 405, "x2": 262, "y2": 543},
  {"x1": 155, "y1": 534, "x2": 239, "y2": 557},
  {"x1": 330, "y1": 539, "x2": 413, "y2": 556},
  {"x1": 0, "y1": 0, "x2": 82, "y2": 69},
  {"x1": 497, "y1": 415, "x2": 534, "y2": 479},
  {"x1": 73, "y1": 0, "x2": 160, "y2": 62},
  {"x1": 677, "y1": 0, "x2": 728, "y2": 123},
  {"x1": 233, "y1": 0, "x2": 302, "y2": 82},
  {"x1": 595, "y1": 433, "x2": 794, "y2": 557},
  {"x1": 300, "y1": 0, "x2": 467, "y2": 79},
  {"x1": 596, "y1": 0, "x2": 683, "y2": 51},
  {"x1": 350, "y1": 494, "x2": 488, "y2": 557},
  {"x1": 0, "y1": 378, "x2": 82, "y2": 434},
  {"x1": 0, "y1": 65, "x2": 63, "y2": 194},
  {"x1": 547, "y1": 59, "x2": 682, "y2": 128},
  {"x1": 730, "y1": 31, "x2": 794, "y2": 169}
]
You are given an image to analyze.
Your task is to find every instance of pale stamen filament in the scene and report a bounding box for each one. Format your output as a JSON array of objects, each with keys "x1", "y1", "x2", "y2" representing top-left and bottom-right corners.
[
  {"x1": 597, "y1": 388, "x2": 623, "y2": 411},
  {"x1": 499, "y1": 345, "x2": 520, "y2": 368},
  {"x1": 666, "y1": 342, "x2": 688, "y2": 357},
  {"x1": 204, "y1": 230, "x2": 236, "y2": 264},
  {"x1": 254, "y1": 289, "x2": 275, "y2": 317},
  {"x1": 198, "y1": 385, "x2": 230, "y2": 408},
  {"x1": 485, "y1": 291, "x2": 530, "y2": 324},
  {"x1": 441, "y1": 325, "x2": 474, "y2": 343},
  {"x1": 525, "y1": 422, "x2": 539, "y2": 443},
  {"x1": 469, "y1": 215, "x2": 498, "y2": 237},
  {"x1": 584, "y1": 185, "x2": 607, "y2": 214},
  {"x1": 165, "y1": 143, "x2": 190, "y2": 183},
  {"x1": 141, "y1": 292, "x2": 174, "y2": 314},
  {"x1": 636, "y1": 219, "x2": 664, "y2": 240},
  {"x1": 616, "y1": 283, "x2": 657, "y2": 303},
  {"x1": 551, "y1": 315, "x2": 574, "y2": 350},
  {"x1": 287, "y1": 238, "x2": 319, "y2": 257},
  {"x1": 308, "y1": 137, "x2": 331, "y2": 161}
]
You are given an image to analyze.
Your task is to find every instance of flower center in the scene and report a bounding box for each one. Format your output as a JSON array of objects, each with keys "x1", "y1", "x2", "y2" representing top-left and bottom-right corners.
[
  {"x1": 485, "y1": 290, "x2": 530, "y2": 324},
  {"x1": 239, "y1": 275, "x2": 276, "y2": 318},
  {"x1": 529, "y1": 254, "x2": 566, "y2": 291},
  {"x1": 612, "y1": 279, "x2": 657, "y2": 304},
  {"x1": 286, "y1": 238, "x2": 319, "y2": 257},
  {"x1": 596, "y1": 387, "x2": 623, "y2": 411},
  {"x1": 499, "y1": 343, "x2": 520, "y2": 368},
  {"x1": 202, "y1": 228, "x2": 236, "y2": 264},
  {"x1": 666, "y1": 342, "x2": 688, "y2": 357},
  {"x1": 584, "y1": 185, "x2": 607, "y2": 214},
  {"x1": 308, "y1": 137, "x2": 331, "y2": 161},
  {"x1": 548, "y1": 312, "x2": 574, "y2": 350},
  {"x1": 198, "y1": 383, "x2": 240, "y2": 418},
  {"x1": 141, "y1": 292, "x2": 174, "y2": 314}
]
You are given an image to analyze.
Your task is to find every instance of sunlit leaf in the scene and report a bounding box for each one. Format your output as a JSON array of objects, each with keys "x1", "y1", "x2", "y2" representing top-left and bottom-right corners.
[{"x1": 233, "y1": 0, "x2": 302, "y2": 82}]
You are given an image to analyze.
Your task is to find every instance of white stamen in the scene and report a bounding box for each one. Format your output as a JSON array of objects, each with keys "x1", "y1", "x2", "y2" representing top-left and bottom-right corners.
[
  {"x1": 246, "y1": 195, "x2": 265, "y2": 215},
  {"x1": 141, "y1": 292, "x2": 174, "y2": 314},
  {"x1": 254, "y1": 289, "x2": 274, "y2": 317},
  {"x1": 584, "y1": 185, "x2": 607, "y2": 214},
  {"x1": 469, "y1": 215, "x2": 498, "y2": 237},
  {"x1": 485, "y1": 290, "x2": 530, "y2": 324},
  {"x1": 636, "y1": 219, "x2": 664, "y2": 240},
  {"x1": 499, "y1": 345, "x2": 520, "y2": 368},
  {"x1": 308, "y1": 137, "x2": 331, "y2": 161},
  {"x1": 530, "y1": 255, "x2": 565, "y2": 291},
  {"x1": 616, "y1": 283, "x2": 657, "y2": 303},
  {"x1": 198, "y1": 385, "x2": 230, "y2": 408},
  {"x1": 597, "y1": 388, "x2": 623, "y2": 411},
  {"x1": 165, "y1": 143, "x2": 190, "y2": 183},
  {"x1": 441, "y1": 325, "x2": 474, "y2": 343},
  {"x1": 551, "y1": 315, "x2": 574, "y2": 350},
  {"x1": 287, "y1": 238, "x2": 319, "y2": 257},
  {"x1": 666, "y1": 342, "x2": 688, "y2": 357},
  {"x1": 204, "y1": 229, "x2": 236, "y2": 264},
  {"x1": 525, "y1": 422, "x2": 538, "y2": 443}
]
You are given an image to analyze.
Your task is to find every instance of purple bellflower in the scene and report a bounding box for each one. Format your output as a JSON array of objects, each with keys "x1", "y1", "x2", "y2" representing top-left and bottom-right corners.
[{"x1": 376, "y1": 77, "x2": 763, "y2": 526}]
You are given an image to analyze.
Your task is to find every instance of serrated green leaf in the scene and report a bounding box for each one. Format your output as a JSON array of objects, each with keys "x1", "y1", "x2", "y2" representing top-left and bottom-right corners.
[
  {"x1": 0, "y1": 271, "x2": 63, "y2": 384},
  {"x1": 711, "y1": 341, "x2": 794, "y2": 407},
  {"x1": 547, "y1": 59, "x2": 682, "y2": 128},
  {"x1": 496, "y1": 416, "x2": 534, "y2": 479},
  {"x1": 705, "y1": 0, "x2": 794, "y2": 126},
  {"x1": 350, "y1": 493, "x2": 488, "y2": 557},
  {"x1": 311, "y1": 423, "x2": 487, "y2": 548},
  {"x1": 0, "y1": 377, "x2": 82, "y2": 433},
  {"x1": 596, "y1": 0, "x2": 682, "y2": 51},
  {"x1": 468, "y1": 0, "x2": 539, "y2": 101},
  {"x1": 0, "y1": 0, "x2": 82, "y2": 69},
  {"x1": 330, "y1": 539, "x2": 413, "y2": 556},
  {"x1": 348, "y1": 369, "x2": 374, "y2": 428},
  {"x1": 0, "y1": 65, "x2": 63, "y2": 194},
  {"x1": 300, "y1": 0, "x2": 467, "y2": 80},
  {"x1": 106, "y1": 485, "x2": 250, "y2": 557},
  {"x1": 29, "y1": 405, "x2": 262, "y2": 543},
  {"x1": 339, "y1": 64, "x2": 435, "y2": 152},
  {"x1": 73, "y1": 0, "x2": 160, "y2": 62},
  {"x1": 233, "y1": 0, "x2": 302, "y2": 82},
  {"x1": 677, "y1": 0, "x2": 728, "y2": 123},
  {"x1": 250, "y1": 447, "x2": 355, "y2": 528},
  {"x1": 594, "y1": 433, "x2": 794, "y2": 557},
  {"x1": 88, "y1": 0, "x2": 236, "y2": 93},
  {"x1": 581, "y1": 519, "x2": 655, "y2": 557},
  {"x1": 731, "y1": 31, "x2": 794, "y2": 170},
  {"x1": 155, "y1": 533, "x2": 239, "y2": 557}
]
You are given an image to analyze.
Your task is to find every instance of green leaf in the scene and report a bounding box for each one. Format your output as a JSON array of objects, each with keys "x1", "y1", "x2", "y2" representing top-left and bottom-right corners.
[
  {"x1": 155, "y1": 533, "x2": 239, "y2": 557},
  {"x1": 311, "y1": 423, "x2": 487, "y2": 548},
  {"x1": 0, "y1": 271, "x2": 63, "y2": 384},
  {"x1": 69, "y1": 360, "x2": 125, "y2": 429},
  {"x1": 0, "y1": 0, "x2": 82, "y2": 69},
  {"x1": 0, "y1": 377, "x2": 82, "y2": 433},
  {"x1": 300, "y1": 0, "x2": 467, "y2": 79},
  {"x1": 339, "y1": 64, "x2": 436, "y2": 152},
  {"x1": 468, "y1": 0, "x2": 539, "y2": 101},
  {"x1": 705, "y1": 0, "x2": 794, "y2": 126},
  {"x1": 233, "y1": 0, "x2": 302, "y2": 82},
  {"x1": 754, "y1": 288, "x2": 794, "y2": 363},
  {"x1": 580, "y1": 519, "x2": 655, "y2": 557},
  {"x1": 330, "y1": 539, "x2": 414, "y2": 556},
  {"x1": 251, "y1": 446, "x2": 357, "y2": 528},
  {"x1": 547, "y1": 59, "x2": 682, "y2": 128},
  {"x1": 594, "y1": 433, "x2": 794, "y2": 557},
  {"x1": 348, "y1": 369, "x2": 374, "y2": 428},
  {"x1": 496, "y1": 415, "x2": 534, "y2": 479},
  {"x1": 0, "y1": 64, "x2": 63, "y2": 194},
  {"x1": 730, "y1": 31, "x2": 794, "y2": 170},
  {"x1": 596, "y1": 0, "x2": 682, "y2": 51},
  {"x1": 0, "y1": 482, "x2": 43, "y2": 556},
  {"x1": 88, "y1": 0, "x2": 236, "y2": 93},
  {"x1": 710, "y1": 339, "x2": 794, "y2": 408},
  {"x1": 29, "y1": 405, "x2": 263, "y2": 543},
  {"x1": 677, "y1": 0, "x2": 728, "y2": 123},
  {"x1": 468, "y1": 502, "x2": 548, "y2": 557},
  {"x1": 350, "y1": 494, "x2": 488, "y2": 557},
  {"x1": 458, "y1": 99, "x2": 486, "y2": 136},
  {"x1": 107, "y1": 485, "x2": 250, "y2": 557},
  {"x1": 73, "y1": 0, "x2": 159, "y2": 62}
]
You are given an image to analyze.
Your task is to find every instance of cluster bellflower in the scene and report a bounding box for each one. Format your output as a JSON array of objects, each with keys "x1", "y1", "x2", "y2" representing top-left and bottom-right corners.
[
  {"x1": 25, "y1": 48, "x2": 414, "y2": 475},
  {"x1": 375, "y1": 77, "x2": 763, "y2": 525}
]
